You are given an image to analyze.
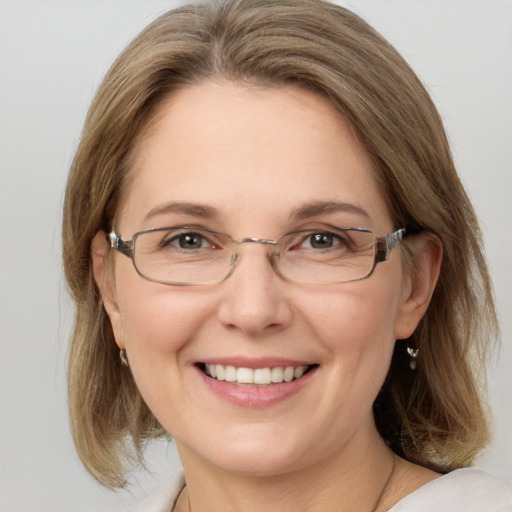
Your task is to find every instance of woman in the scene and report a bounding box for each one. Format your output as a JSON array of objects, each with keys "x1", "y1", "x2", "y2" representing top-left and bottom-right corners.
[{"x1": 62, "y1": 1, "x2": 512, "y2": 510}]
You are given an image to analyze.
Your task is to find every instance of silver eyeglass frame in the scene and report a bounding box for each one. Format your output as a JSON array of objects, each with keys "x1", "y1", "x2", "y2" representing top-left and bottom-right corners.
[{"x1": 107, "y1": 227, "x2": 406, "y2": 286}]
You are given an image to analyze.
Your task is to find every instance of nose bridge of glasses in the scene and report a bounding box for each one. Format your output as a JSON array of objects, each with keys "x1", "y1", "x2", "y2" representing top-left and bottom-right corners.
[
  {"x1": 235, "y1": 237, "x2": 279, "y2": 259},
  {"x1": 229, "y1": 237, "x2": 279, "y2": 272},
  {"x1": 236, "y1": 237, "x2": 278, "y2": 246}
]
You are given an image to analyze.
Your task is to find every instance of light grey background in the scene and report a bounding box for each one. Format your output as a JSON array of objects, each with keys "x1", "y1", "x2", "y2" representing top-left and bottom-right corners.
[{"x1": 0, "y1": 1, "x2": 510, "y2": 510}]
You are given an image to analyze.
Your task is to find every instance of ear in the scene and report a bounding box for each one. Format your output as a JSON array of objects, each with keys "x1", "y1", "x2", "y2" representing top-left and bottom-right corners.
[
  {"x1": 394, "y1": 232, "x2": 443, "y2": 339},
  {"x1": 91, "y1": 230, "x2": 125, "y2": 349}
]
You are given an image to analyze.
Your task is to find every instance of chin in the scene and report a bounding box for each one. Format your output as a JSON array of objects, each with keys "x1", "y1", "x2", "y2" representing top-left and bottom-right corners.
[{"x1": 176, "y1": 422, "x2": 332, "y2": 478}]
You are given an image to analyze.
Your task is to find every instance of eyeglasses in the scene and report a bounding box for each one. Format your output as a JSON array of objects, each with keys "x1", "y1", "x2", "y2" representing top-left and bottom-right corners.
[{"x1": 108, "y1": 226, "x2": 405, "y2": 286}]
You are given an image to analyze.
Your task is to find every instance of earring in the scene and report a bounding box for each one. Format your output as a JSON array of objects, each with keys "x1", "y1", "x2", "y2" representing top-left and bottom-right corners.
[
  {"x1": 119, "y1": 349, "x2": 129, "y2": 367},
  {"x1": 406, "y1": 345, "x2": 419, "y2": 370}
]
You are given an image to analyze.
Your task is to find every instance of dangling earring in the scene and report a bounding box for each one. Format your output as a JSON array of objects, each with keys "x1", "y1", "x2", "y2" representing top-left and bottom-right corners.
[
  {"x1": 406, "y1": 345, "x2": 419, "y2": 370},
  {"x1": 119, "y1": 349, "x2": 129, "y2": 367}
]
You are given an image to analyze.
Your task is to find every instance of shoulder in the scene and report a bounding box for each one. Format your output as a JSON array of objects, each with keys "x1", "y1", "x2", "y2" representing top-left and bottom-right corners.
[
  {"x1": 389, "y1": 468, "x2": 512, "y2": 512},
  {"x1": 124, "y1": 472, "x2": 185, "y2": 512}
]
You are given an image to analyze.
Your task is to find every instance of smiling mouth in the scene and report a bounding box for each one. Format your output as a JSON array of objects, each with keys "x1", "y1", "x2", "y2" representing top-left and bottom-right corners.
[{"x1": 197, "y1": 363, "x2": 318, "y2": 385}]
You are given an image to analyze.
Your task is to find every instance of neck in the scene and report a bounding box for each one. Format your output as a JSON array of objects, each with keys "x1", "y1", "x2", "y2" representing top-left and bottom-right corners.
[{"x1": 177, "y1": 426, "x2": 396, "y2": 512}]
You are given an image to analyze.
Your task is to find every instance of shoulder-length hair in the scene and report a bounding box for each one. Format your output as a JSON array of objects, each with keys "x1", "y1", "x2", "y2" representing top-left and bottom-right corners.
[{"x1": 62, "y1": 0, "x2": 497, "y2": 488}]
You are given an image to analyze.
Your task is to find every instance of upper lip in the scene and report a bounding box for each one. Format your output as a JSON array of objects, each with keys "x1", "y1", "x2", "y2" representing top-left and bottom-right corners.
[{"x1": 196, "y1": 357, "x2": 316, "y2": 369}]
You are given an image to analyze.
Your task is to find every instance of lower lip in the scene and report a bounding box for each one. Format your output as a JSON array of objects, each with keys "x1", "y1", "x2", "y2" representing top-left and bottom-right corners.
[{"x1": 196, "y1": 366, "x2": 317, "y2": 408}]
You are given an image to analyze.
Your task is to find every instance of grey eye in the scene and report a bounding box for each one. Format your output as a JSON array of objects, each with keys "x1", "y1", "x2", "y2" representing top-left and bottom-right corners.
[
  {"x1": 303, "y1": 233, "x2": 341, "y2": 249},
  {"x1": 181, "y1": 233, "x2": 204, "y2": 249},
  {"x1": 164, "y1": 232, "x2": 209, "y2": 250}
]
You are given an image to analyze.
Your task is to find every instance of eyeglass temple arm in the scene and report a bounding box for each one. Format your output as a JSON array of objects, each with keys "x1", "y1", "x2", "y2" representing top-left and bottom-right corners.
[
  {"x1": 107, "y1": 231, "x2": 134, "y2": 257},
  {"x1": 375, "y1": 228, "x2": 406, "y2": 262}
]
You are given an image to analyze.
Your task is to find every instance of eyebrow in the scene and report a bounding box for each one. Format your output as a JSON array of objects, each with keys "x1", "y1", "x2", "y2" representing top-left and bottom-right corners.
[
  {"x1": 142, "y1": 200, "x2": 371, "y2": 225},
  {"x1": 289, "y1": 201, "x2": 371, "y2": 222},
  {"x1": 143, "y1": 201, "x2": 220, "y2": 223}
]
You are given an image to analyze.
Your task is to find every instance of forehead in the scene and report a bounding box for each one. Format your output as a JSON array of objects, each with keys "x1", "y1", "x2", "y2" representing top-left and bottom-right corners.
[{"x1": 117, "y1": 81, "x2": 392, "y2": 234}]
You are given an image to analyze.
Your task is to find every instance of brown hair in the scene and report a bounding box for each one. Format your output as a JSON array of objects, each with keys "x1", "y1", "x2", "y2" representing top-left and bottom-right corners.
[{"x1": 62, "y1": 0, "x2": 497, "y2": 488}]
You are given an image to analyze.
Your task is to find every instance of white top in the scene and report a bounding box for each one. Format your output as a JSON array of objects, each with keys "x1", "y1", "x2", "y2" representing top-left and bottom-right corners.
[
  {"x1": 388, "y1": 468, "x2": 512, "y2": 511},
  {"x1": 125, "y1": 468, "x2": 512, "y2": 512}
]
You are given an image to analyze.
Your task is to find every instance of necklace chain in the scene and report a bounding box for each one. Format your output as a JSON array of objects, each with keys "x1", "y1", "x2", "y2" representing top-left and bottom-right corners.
[{"x1": 183, "y1": 453, "x2": 396, "y2": 512}]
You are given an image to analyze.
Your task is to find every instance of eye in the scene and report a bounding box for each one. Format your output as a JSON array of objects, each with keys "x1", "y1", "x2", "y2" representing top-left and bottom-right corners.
[
  {"x1": 300, "y1": 232, "x2": 343, "y2": 249},
  {"x1": 163, "y1": 231, "x2": 214, "y2": 250}
]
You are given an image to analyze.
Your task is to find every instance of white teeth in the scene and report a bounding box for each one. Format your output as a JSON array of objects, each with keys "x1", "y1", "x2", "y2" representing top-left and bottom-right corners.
[
  {"x1": 225, "y1": 365, "x2": 237, "y2": 382},
  {"x1": 204, "y1": 364, "x2": 309, "y2": 385},
  {"x1": 236, "y1": 367, "x2": 253, "y2": 384},
  {"x1": 283, "y1": 367, "x2": 294, "y2": 382},
  {"x1": 254, "y1": 368, "x2": 272, "y2": 385},
  {"x1": 294, "y1": 366, "x2": 305, "y2": 379},
  {"x1": 271, "y1": 367, "x2": 284, "y2": 382},
  {"x1": 215, "y1": 364, "x2": 225, "y2": 381}
]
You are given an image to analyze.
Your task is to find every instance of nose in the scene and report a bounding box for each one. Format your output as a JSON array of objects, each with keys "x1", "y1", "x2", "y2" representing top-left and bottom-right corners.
[{"x1": 216, "y1": 242, "x2": 293, "y2": 336}]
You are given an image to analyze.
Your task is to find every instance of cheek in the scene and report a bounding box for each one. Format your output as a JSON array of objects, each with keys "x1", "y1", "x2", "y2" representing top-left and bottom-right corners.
[
  {"x1": 116, "y1": 275, "x2": 213, "y2": 353},
  {"x1": 305, "y1": 282, "x2": 400, "y2": 346},
  {"x1": 115, "y1": 282, "x2": 215, "y2": 398},
  {"x1": 300, "y1": 277, "x2": 402, "y2": 389}
]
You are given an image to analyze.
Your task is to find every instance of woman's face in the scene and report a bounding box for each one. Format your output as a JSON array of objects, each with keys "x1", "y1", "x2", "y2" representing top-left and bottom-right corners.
[{"x1": 100, "y1": 82, "x2": 419, "y2": 476}]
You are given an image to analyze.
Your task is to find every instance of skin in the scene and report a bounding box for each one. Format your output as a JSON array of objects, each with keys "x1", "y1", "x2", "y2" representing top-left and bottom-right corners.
[{"x1": 92, "y1": 82, "x2": 442, "y2": 512}]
